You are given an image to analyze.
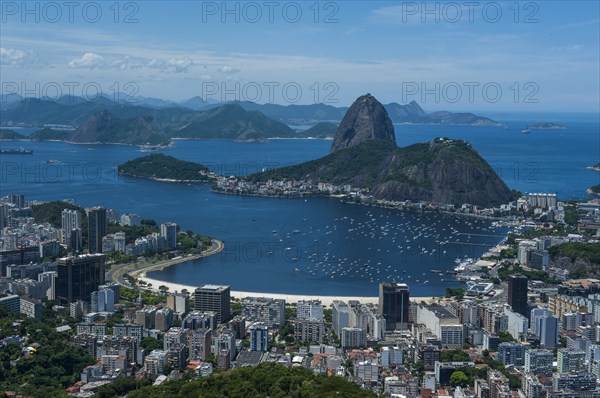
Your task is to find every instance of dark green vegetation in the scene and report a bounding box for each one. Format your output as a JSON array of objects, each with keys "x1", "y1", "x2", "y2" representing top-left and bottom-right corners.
[
  {"x1": 0, "y1": 129, "x2": 26, "y2": 140},
  {"x1": 440, "y1": 350, "x2": 471, "y2": 362},
  {"x1": 1, "y1": 96, "x2": 499, "y2": 137},
  {"x1": 449, "y1": 371, "x2": 469, "y2": 387},
  {"x1": 171, "y1": 104, "x2": 295, "y2": 140},
  {"x1": 590, "y1": 184, "x2": 600, "y2": 194},
  {"x1": 251, "y1": 140, "x2": 398, "y2": 184},
  {"x1": 32, "y1": 201, "x2": 85, "y2": 227},
  {"x1": 0, "y1": 306, "x2": 95, "y2": 398},
  {"x1": 249, "y1": 138, "x2": 513, "y2": 207},
  {"x1": 549, "y1": 242, "x2": 600, "y2": 278},
  {"x1": 32, "y1": 201, "x2": 89, "y2": 255},
  {"x1": 296, "y1": 122, "x2": 338, "y2": 138},
  {"x1": 495, "y1": 265, "x2": 561, "y2": 285},
  {"x1": 549, "y1": 242, "x2": 600, "y2": 265},
  {"x1": 71, "y1": 110, "x2": 168, "y2": 145},
  {"x1": 445, "y1": 287, "x2": 465, "y2": 299},
  {"x1": 29, "y1": 128, "x2": 72, "y2": 141},
  {"x1": 497, "y1": 331, "x2": 514, "y2": 343},
  {"x1": 120, "y1": 285, "x2": 165, "y2": 305},
  {"x1": 234, "y1": 101, "x2": 347, "y2": 123},
  {"x1": 447, "y1": 356, "x2": 520, "y2": 390},
  {"x1": 118, "y1": 154, "x2": 213, "y2": 182},
  {"x1": 95, "y1": 376, "x2": 153, "y2": 398},
  {"x1": 127, "y1": 362, "x2": 375, "y2": 398},
  {"x1": 178, "y1": 230, "x2": 212, "y2": 253}
]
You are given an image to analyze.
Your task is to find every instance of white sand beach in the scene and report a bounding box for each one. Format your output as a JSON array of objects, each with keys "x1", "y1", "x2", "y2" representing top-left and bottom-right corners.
[{"x1": 138, "y1": 275, "x2": 436, "y2": 306}]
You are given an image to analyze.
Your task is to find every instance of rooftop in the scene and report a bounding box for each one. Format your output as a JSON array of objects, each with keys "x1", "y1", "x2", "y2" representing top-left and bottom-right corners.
[{"x1": 197, "y1": 284, "x2": 229, "y2": 292}]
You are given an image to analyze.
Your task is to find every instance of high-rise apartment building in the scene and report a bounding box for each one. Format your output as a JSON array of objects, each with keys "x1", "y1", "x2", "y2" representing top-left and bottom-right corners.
[
  {"x1": 194, "y1": 285, "x2": 231, "y2": 324},
  {"x1": 88, "y1": 207, "x2": 107, "y2": 254},
  {"x1": 379, "y1": 282, "x2": 410, "y2": 330},
  {"x1": 56, "y1": 254, "x2": 105, "y2": 305}
]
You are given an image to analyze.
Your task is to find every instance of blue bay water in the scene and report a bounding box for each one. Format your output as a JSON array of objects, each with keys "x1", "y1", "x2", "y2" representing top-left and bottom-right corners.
[{"x1": 0, "y1": 113, "x2": 598, "y2": 296}]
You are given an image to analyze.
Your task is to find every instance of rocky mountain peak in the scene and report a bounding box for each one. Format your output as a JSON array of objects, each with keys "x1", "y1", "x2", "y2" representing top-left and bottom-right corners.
[{"x1": 330, "y1": 94, "x2": 396, "y2": 153}]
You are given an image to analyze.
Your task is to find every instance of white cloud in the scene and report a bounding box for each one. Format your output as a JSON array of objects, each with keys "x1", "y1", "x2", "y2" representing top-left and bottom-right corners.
[
  {"x1": 218, "y1": 65, "x2": 240, "y2": 74},
  {"x1": 68, "y1": 52, "x2": 106, "y2": 69},
  {"x1": 68, "y1": 53, "x2": 194, "y2": 72},
  {"x1": 200, "y1": 74, "x2": 213, "y2": 80},
  {"x1": 148, "y1": 57, "x2": 194, "y2": 73},
  {"x1": 0, "y1": 48, "x2": 43, "y2": 66}
]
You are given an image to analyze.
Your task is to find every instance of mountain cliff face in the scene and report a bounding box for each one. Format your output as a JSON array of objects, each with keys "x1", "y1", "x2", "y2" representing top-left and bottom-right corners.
[
  {"x1": 368, "y1": 139, "x2": 513, "y2": 205},
  {"x1": 70, "y1": 110, "x2": 168, "y2": 145},
  {"x1": 250, "y1": 94, "x2": 512, "y2": 207},
  {"x1": 330, "y1": 94, "x2": 395, "y2": 153}
]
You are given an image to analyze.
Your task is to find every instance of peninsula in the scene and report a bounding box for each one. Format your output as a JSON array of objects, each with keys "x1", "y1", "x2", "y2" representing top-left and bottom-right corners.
[{"x1": 217, "y1": 94, "x2": 513, "y2": 208}]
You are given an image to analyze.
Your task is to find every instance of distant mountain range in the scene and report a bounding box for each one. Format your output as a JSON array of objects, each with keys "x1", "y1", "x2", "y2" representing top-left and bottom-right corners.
[{"x1": 1, "y1": 93, "x2": 500, "y2": 129}]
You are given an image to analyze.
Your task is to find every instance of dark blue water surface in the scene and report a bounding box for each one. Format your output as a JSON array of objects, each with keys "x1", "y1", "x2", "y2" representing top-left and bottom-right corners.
[{"x1": 1, "y1": 112, "x2": 598, "y2": 296}]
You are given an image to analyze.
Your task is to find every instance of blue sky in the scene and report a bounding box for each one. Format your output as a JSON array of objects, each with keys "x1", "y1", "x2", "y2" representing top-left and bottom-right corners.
[{"x1": 1, "y1": 1, "x2": 599, "y2": 111}]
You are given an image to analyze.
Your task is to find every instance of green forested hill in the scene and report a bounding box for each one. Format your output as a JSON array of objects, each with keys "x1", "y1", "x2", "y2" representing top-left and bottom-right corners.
[
  {"x1": 297, "y1": 122, "x2": 338, "y2": 138},
  {"x1": 118, "y1": 154, "x2": 213, "y2": 182},
  {"x1": 249, "y1": 138, "x2": 513, "y2": 207},
  {"x1": 0, "y1": 129, "x2": 26, "y2": 140},
  {"x1": 127, "y1": 362, "x2": 375, "y2": 398}
]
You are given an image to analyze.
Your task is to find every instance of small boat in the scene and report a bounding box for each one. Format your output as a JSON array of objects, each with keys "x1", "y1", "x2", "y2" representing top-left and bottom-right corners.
[
  {"x1": 522, "y1": 127, "x2": 531, "y2": 134},
  {"x1": 1, "y1": 147, "x2": 33, "y2": 155}
]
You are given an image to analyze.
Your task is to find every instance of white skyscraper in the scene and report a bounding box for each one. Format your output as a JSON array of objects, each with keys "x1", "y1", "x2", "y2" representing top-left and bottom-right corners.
[
  {"x1": 297, "y1": 300, "x2": 323, "y2": 321},
  {"x1": 332, "y1": 300, "x2": 350, "y2": 333},
  {"x1": 61, "y1": 209, "x2": 81, "y2": 245}
]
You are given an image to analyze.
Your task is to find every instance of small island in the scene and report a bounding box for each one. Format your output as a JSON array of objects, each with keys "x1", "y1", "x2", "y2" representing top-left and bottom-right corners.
[
  {"x1": 118, "y1": 153, "x2": 215, "y2": 182},
  {"x1": 587, "y1": 163, "x2": 600, "y2": 172},
  {"x1": 528, "y1": 122, "x2": 566, "y2": 130},
  {"x1": 295, "y1": 122, "x2": 338, "y2": 139},
  {"x1": 588, "y1": 184, "x2": 600, "y2": 197}
]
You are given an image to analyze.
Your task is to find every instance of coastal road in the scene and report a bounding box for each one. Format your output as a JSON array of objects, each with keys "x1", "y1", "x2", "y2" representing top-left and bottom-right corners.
[{"x1": 106, "y1": 239, "x2": 224, "y2": 287}]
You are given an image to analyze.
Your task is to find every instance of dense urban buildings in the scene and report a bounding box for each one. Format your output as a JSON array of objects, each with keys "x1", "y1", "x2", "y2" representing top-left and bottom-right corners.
[{"x1": 2, "y1": 184, "x2": 600, "y2": 397}]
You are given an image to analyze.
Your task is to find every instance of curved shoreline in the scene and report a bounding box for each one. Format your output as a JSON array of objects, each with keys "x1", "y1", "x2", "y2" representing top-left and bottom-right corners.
[
  {"x1": 136, "y1": 275, "x2": 436, "y2": 306},
  {"x1": 110, "y1": 239, "x2": 224, "y2": 286}
]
